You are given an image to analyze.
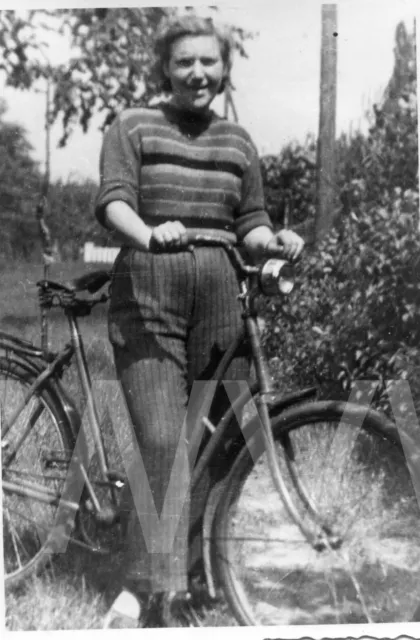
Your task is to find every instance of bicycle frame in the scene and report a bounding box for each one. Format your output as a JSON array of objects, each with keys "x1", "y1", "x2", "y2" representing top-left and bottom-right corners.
[
  {"x1": 5, "y1": 245, "x2": 409, "y2": 623},
  {"x1": 1, "y1": 242, "x2": 317, "y2": 551}
]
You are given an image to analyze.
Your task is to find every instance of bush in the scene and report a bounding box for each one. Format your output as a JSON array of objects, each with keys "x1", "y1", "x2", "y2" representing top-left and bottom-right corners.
[
  {"x1": 263, "y1": 190, "x2": 420, "y2": 411},
  {"x1": 260, "y1": 136, "x2": 317, "y2": 229},
  {"x1": 261, "y1": 21, "x2": 419, "y2": 414}
]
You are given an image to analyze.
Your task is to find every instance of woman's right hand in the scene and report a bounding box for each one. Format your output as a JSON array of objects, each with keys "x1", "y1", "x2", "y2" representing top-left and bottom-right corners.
[{"x1": 149, "y1": 221, "x2": 188, "y2": 251}]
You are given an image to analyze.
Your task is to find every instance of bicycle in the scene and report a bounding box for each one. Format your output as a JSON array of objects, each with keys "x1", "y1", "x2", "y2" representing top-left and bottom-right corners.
[{"x1": 2, "y1": 234, "x2": 420, "y2": 626}]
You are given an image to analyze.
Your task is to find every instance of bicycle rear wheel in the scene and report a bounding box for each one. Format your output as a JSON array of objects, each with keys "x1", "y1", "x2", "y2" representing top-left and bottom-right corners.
[
  {"x1": 1, "y1": 356, "x2": 76, "y2": 588},
  {"x1": 213, "y1": 401, "x2": 420, "y2": 625}
]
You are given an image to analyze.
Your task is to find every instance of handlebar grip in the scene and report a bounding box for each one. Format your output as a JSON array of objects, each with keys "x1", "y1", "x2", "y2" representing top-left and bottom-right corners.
[
  {"x1": 264, "y1": 243, "x2": 303, "y2": 264},
  {"x1": 149, "y1": 232, "x2": 234, "y2": 253}
]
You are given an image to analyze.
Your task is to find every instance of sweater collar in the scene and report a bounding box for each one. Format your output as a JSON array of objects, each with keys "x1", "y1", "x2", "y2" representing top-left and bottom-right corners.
[{"x1": 159, "y1": 101, "x2": 215, "y2": 137}]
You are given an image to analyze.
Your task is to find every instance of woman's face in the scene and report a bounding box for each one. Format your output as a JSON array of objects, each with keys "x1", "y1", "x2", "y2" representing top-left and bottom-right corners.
[{"x1": 165, "y1": 34, "x2": 226, "y2": 113}]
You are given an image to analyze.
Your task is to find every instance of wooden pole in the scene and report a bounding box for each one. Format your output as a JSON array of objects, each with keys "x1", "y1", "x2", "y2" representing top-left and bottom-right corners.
[
  {"x1": 36, "y1": 77, "x2": 53, "y2": 354},
  {"x1": 224, "y1": 84, "x2": 229, "y2": 119},
  {"x1": 45, "y1": 79, "x2": 51, "y2": 190},
  {"x1": 224, "y1": 82, "x2": 239, "y2": 123},
  {"x1": 315, "y1": 4, "x2": 338, "y2": 243}
]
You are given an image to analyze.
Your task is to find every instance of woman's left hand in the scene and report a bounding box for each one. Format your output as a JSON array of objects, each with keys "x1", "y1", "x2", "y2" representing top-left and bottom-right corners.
[{"x1": 264, "y1": 229, "x2": 305, "y2": 262}]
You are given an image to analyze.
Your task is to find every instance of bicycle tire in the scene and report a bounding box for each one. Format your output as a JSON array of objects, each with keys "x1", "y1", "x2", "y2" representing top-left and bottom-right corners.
[
  {"x1": 213, "y1": 400, "x2": 420, "y2": 625},
  {"x1": 1, "y1": 355, "x2": 76, "y2": 588}
]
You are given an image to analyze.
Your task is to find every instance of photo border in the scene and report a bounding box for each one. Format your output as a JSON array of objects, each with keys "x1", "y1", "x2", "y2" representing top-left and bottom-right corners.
[{"x1": 0, "y1": 0, "x2": 419, "y2": 638}]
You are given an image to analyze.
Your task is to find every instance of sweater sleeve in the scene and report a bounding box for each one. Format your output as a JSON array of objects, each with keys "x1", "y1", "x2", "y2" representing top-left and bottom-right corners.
[
  {"x1": 234, "y1": 139, "x2": 273, "y2": 240},
  {"x1": 94, "y1": 113, "x2": 140, "y2": 228}
]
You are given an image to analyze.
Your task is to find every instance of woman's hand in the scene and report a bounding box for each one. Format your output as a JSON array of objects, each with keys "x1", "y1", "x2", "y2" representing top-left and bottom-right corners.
[
  {"x1": 104, "y1": 204, "x2": 188, "y2": 252},
  {"x1": 264, "y1": 229, "x2": 305, "y2": 262},
  {"x1": 149, "y1": 221, "x2": 188, "y2": 251}
]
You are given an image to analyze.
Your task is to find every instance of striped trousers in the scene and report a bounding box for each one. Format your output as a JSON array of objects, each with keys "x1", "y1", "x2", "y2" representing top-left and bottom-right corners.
[{"x1": 108, "y1": 246, "x2": 248, "y2": 593}]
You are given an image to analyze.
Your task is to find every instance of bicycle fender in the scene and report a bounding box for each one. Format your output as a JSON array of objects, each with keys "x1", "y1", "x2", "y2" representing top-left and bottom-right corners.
[
  {"x1": 240, "y1": 399, "x2": 399, "y2": 452},
  {"x1": 267, "y1": 386, "x2": 318, "y2": 413},
  {"x1": 0, "y1": 330, "x2": 44, "y2": 359},
  {"x1": 52, "y1": 379, "x2": 82, "y2": 444},
  {"x1": 1, "y1": 354, "x2": 81, "y2": 445},
  {"x1": 221, "y1": 386, "x2": 318, "y2": 453},
  {"x1": 201, "y1": 478, "x2": 227, "y2": 599}
]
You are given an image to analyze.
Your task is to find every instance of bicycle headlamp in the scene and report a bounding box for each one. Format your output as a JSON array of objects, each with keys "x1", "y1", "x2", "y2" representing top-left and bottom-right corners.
[{"x1": 259, "y1": 259, "x2": 295, "y2": 296}]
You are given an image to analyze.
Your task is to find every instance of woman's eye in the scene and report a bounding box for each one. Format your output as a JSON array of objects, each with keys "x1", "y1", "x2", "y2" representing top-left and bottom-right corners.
[
  {"x1": 175, "y1": 57, "x2": 219, "y2": 68},
  {"x1": 177, "y1": 59, "x2": 193, "y2": 68}
]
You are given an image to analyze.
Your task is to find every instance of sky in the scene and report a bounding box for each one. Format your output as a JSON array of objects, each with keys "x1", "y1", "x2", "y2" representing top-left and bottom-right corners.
[{"x1": 0, "y1": 0, "x2": 418, "y2": 183}]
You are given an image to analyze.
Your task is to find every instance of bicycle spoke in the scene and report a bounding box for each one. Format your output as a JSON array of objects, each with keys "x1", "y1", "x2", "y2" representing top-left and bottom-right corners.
[
  {"x1": 340, "y1": 484, "x2": 374, "y2": 540},
  {"x1": 1, "y1": 373, "x2": 10, "y2": 432},
  {"x1": 211, "y1": 535, "x2": 306, "y2": 543},
  {"x1": 6, "y1": 398, "x2": 44, "y2": 466},
  {"x1": 5, "y1": 503, "x2": 53, "y2": 536},
  {"x1": 341, "y1": 549, "x2": 374, "y2": 623},
  {"x1": 323, "y1": 562, "x2": 340, "y2": 624},
  {"x1": 6, "y1": 467, "x2": 67, "y2": 483},
  {"x1": 4, "y1": 505, "x2": 25, "y2": 570}
]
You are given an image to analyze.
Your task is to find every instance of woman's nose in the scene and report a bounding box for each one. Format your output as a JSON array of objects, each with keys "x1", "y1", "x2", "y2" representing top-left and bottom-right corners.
[{"x1": 191, "y1": 60, "x2": 205, "y2": 78}]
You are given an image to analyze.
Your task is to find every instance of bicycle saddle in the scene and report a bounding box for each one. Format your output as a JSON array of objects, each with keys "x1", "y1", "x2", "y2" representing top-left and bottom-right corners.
[
  {"x1": 37, "y1": 270, "x2": 111, "y2": 294},
  {"x1": 67, "y1": 270, "x2": 111, "y2": 293}
]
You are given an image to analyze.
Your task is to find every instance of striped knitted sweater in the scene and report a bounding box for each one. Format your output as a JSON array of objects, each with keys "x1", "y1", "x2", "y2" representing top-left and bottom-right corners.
[{"x1": 95, "y1": 102, "x2": 272, "y2": 241}]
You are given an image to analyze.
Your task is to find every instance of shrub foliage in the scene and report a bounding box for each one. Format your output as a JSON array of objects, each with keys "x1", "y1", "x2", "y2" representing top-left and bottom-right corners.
[{"x1": 261, "y1": 21, "x2": 419, "y2": 412}]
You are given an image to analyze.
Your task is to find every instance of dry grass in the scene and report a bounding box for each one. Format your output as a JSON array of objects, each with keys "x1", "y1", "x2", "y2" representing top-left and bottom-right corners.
[
  {"x1": 6, "y1": 571, "x2": 105, "y2": 630},
  {"x1": 4, "y1": 544, "x2": 235, "y2": 630}
]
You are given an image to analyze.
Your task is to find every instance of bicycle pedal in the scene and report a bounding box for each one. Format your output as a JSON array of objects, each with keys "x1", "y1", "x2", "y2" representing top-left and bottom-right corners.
[{"x1": 96, "y1": 506, "x2": 120, "y2": 527}]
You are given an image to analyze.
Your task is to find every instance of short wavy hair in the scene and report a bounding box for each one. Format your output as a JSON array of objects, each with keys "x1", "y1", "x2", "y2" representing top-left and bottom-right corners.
[{"x1": 152, "y1": 13, "x2": 234, "y2": 94}]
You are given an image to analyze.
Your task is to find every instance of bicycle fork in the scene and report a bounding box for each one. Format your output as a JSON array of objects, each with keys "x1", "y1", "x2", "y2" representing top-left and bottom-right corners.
[{"x1": 242, "y1": 287, "x2": 342, "y2": 553}]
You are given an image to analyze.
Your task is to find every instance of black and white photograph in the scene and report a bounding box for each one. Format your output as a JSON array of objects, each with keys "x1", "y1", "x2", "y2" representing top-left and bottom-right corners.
[{"x1": 0, "y1": 0, "x2": 419, "y2": 634}]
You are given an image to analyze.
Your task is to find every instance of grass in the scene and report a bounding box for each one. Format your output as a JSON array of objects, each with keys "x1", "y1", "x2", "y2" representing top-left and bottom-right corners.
[
  {"x1": 6, "y1": 570, "x2": 105, "y2": 630},
  {"x1": 4, "y1": 544, "x2": 236, "y2": 630}
]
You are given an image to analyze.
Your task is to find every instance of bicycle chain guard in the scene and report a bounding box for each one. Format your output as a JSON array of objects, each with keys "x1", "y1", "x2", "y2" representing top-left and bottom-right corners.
[{"x1": 76, "y1": 452, "x2": 123, "y2": 554}]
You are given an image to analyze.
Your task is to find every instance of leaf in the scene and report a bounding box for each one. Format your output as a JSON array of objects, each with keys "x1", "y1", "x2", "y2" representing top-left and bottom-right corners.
[
  {"x1": 312, "y1": 326, "x2": 325, "y2": 336},
  {"x1": 355, "y1": 349, "x2": 363, "y2": 362},
  {"x1": 0, "y1": 7, "x2": 251, "y2": 144}
]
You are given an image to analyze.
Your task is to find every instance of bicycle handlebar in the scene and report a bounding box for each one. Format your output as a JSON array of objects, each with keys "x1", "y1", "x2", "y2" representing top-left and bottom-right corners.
[
  {"x1": 148, "y1": 231, "x2": 288, "y2": 278},
  {"x1": 149, "y1": 231, "x2": 237, "y2": 253},
  {"x1": 37, "y1": 232, "x2": 295, "y2": 312}
]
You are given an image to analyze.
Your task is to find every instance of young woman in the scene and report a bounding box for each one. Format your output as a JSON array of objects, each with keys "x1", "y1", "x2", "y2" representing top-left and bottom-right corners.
[{"x1": 96, "y1": 13, "x2": 304, "y2": 627}]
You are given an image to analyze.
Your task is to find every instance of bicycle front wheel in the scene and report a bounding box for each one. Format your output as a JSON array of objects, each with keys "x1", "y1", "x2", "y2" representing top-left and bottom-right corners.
[
  {"x1": 1, "y1": 356, "x2": 76, "y2": 588},
  {"x1": 213, "y1": 401, "x2": 420, "y2": 625}
]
